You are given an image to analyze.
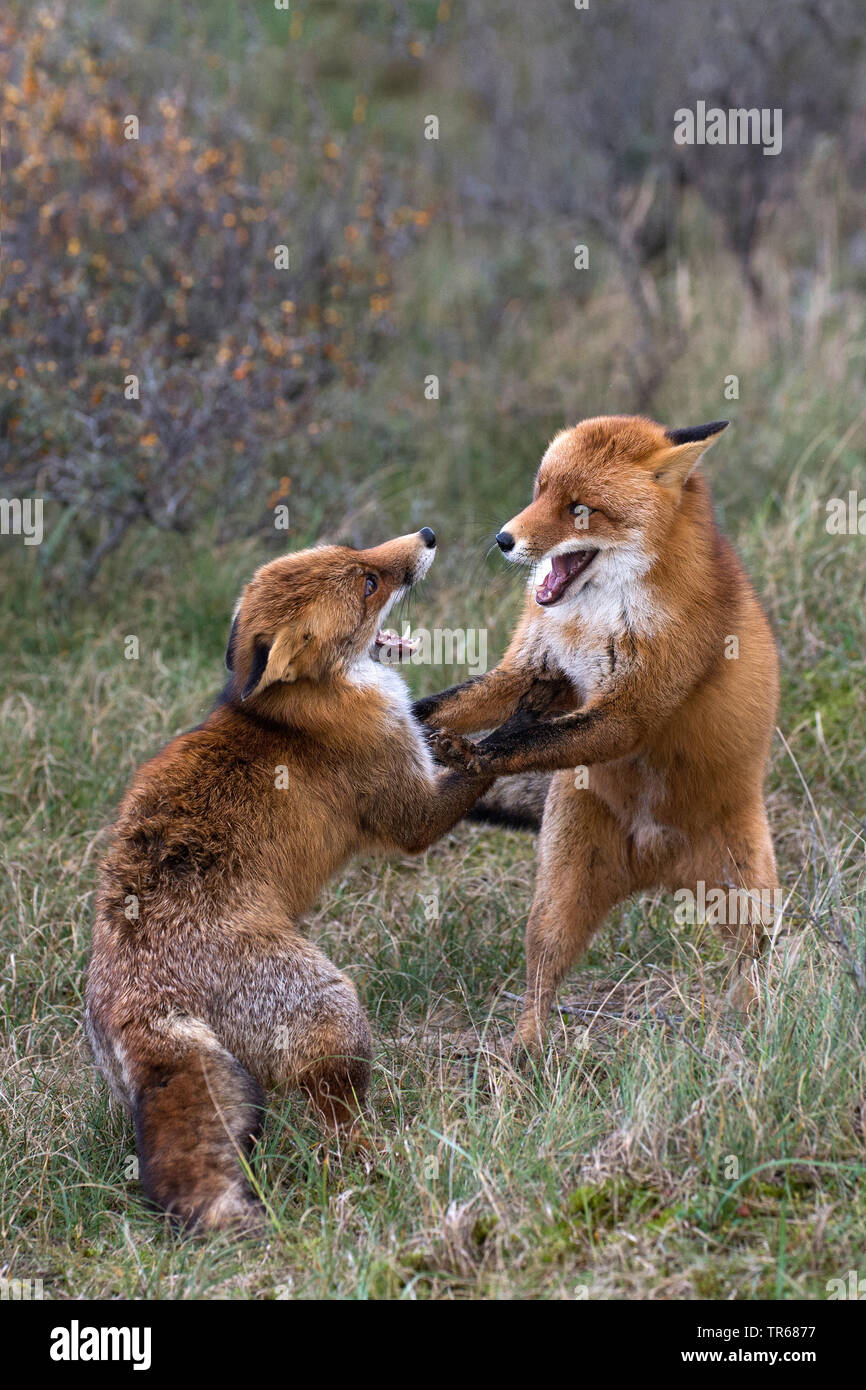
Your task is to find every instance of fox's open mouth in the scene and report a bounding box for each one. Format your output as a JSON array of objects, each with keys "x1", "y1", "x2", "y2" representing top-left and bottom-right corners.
[
  {"x1": 535, "y1": 549, "x2": 598, "y2": 606},
  {"x1": 373, "y1": 628, "x2": 418, "y2": 661}
]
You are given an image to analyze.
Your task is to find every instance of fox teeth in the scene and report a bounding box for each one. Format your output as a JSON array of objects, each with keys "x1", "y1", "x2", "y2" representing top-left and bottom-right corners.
[{"x1": 375, "y1": 628, "x2": 418, "y2": 653}]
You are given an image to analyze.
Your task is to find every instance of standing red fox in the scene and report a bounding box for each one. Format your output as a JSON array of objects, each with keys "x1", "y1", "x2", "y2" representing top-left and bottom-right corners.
[
  {"x1": 85, "y1": 529, "x2": 497, "y2": 1230},
  {"x1": 415, "y1": 415, "x2": 780, "y2": 1057}
]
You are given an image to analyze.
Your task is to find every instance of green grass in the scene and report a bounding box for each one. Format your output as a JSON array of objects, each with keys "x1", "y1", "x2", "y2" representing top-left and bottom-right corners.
[
  {"x1": 1, "y1": 0, "x2": 866, "y2": 1300},
  {"x1": 2, "y1": 440, "x2": 865, "y2": 1297}
]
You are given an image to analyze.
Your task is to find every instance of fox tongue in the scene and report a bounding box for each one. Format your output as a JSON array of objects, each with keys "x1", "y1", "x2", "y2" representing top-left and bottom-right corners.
[{"x1": 535, "y1": 550, "x2": 594, "y2": 606}]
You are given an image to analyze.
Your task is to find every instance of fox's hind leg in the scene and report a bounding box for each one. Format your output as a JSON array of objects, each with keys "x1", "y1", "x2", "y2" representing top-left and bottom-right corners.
[
  {"x1": 681, "y1": 806, "x2": 779, "y2": 1013},
  {"x1": 513, "y1": 775, "x2": 634, "y2": 1060},
  {"x1": 265, "y1": 943, "x2": 373, "y2": 1140},
  {"x1": 125, "y1": 1018, "x2": 265, "y2": 1231}
]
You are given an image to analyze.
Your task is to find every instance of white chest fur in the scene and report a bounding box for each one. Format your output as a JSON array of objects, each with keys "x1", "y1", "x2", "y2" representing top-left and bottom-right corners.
[
  {"x1": 348, "y1": 657, "x2": 437, "y2": 782},
  {"x1": 537, "y1": 551, "x2": 659, "y2": 700}
]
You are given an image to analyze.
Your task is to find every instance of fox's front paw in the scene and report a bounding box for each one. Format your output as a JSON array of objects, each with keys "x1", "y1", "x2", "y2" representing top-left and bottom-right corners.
[{"x1": 426, "y1": 729, "x2": 487, "y2": 773}]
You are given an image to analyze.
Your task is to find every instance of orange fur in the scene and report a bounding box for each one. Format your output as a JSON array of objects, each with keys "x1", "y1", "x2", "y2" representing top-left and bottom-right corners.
[
  {"x1": 415, "y1": 416, "x2": 780, "y2": 1056},
  {"x1": 85, "y1": 531, "x2": 496, "y2": 1228}
]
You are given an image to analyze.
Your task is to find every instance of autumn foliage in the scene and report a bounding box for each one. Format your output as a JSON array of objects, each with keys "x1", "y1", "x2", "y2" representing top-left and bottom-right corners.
[{"x1": 0, "y1": 9, "x2": 431, "y2": 576}]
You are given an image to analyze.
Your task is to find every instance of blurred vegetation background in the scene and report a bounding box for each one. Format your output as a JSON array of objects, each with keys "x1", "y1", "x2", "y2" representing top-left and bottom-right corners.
[
  {"x1": 1, "y1": 0, "x2": 865, "y2": 1298},
  {"x1": 3, "y1": 1, "x2": 865, "y2": 601}
]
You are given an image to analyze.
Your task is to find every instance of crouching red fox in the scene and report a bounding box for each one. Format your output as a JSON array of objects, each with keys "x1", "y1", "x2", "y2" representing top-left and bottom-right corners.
[
  {"x1": 85, "y1": 529, "x2": 498, "y2": 1230},
  {"x1": 416, "y1": 415, "x2": 780, "y2": 1058}
]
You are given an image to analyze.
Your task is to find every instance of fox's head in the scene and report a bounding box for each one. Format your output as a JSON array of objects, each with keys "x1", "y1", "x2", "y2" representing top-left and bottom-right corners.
[
  {"x1": 494, "y1": 415, "x2": 728, "y2": 610},
  {"x1": 225, "y1": 528, "x2": 436, "y2": 701}
]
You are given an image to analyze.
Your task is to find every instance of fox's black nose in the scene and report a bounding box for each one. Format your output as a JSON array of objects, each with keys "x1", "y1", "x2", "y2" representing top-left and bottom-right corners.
[
  {"x1": 418, "y1": 527, "x2": 436, "y2": 548},
  {"x1": 496, "y1": 530, "x2": 515, "y2": 552}
]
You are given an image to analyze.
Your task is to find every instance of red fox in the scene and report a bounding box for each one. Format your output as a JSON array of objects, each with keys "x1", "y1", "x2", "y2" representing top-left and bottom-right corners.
[
  {"x1": 85, "y1": 529, "x2": 498, "y2": 1230},
  {"x1": 415, "y1": 416, "x2": 780, "y2": 1057}
]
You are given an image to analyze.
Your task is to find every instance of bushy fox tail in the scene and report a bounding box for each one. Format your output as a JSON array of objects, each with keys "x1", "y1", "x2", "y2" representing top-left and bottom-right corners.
[
  {"x1": 466, "y1": 772, "x2": 551, "y2": 833},
  {"x1": 128, "y1": 1022, "x2": 265, "y2": 1231}
]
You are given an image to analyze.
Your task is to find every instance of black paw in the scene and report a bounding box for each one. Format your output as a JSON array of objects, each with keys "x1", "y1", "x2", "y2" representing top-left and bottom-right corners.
[{"x1": 426, "y1": 729, "x2": 488, "y2": 773}]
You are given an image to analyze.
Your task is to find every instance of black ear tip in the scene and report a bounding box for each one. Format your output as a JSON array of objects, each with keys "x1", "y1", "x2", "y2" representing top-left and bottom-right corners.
[
  {"x1": 225, "y1": 614, "x2": 239, "y2": 671},
  {"x1": 239, "y1": 636, "x2": 270, "y2": 702},
  {"x1": 665, "y1": 420, "x2": 729, "y2": 446}
]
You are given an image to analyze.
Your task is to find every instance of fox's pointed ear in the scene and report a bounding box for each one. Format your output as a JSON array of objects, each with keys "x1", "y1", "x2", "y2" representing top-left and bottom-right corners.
[
  {"x1": 241, "y1": 638, "x2": 271, "y2": 699},
  {"x1": 654, "y1": 420, "x2": 729, "y2": 489},
  {"x1": 240, "y1": 625, "x2": 315, "y2": 700},
  {"x1": 665, "y1": 421, "x2": 729, "y2": 447},
  {"x1": 225, "y1": 614, "x2": 239, "y2": 671}
]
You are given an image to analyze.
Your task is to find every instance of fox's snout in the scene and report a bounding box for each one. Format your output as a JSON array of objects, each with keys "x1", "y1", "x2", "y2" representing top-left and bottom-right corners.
[
  {"x1": 493, "y1": 504, "x2": 540, "y2": 564},
  {"x1": 362, "y1": 527, "x2": 437, "y2": 588},
  {"x1": 406, "y1": 526, "x2": 437, "y2": 584}
]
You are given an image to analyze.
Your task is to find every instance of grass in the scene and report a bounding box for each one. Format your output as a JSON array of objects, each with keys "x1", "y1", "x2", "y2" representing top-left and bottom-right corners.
[
  {"x1": 2, "y1": 426, "x2": 865, "y2": 1297},
  {"x1": 1, "y1": 0, "x2": 865, "y2": 1301}
]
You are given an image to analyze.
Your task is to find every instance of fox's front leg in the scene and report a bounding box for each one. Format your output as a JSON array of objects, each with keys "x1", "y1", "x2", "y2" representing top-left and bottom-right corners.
[
  {"x1": 413, "y1": 664, "x2": 569, "y2": 735},
  {"x1": 364, "y1": 704, "x2": 570, "y2": 851},
  {"x1": 433, "y1": 700, "x2": 647, "y2": 776},
  {"x1": 363, "y1": 765, "x2": 495, "y2": 854},
  {"x1": 413, "y1": 667, "x2": 529, "y2": 734}
]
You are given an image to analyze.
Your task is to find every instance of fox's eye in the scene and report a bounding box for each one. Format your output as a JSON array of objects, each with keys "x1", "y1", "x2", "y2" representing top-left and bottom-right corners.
[
  {"x1": 364, "y1": 573, "x2": 379, "y2": 597},
  {"x1": 569, "y1": 502, "x2": 595, "y2": 517}
]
